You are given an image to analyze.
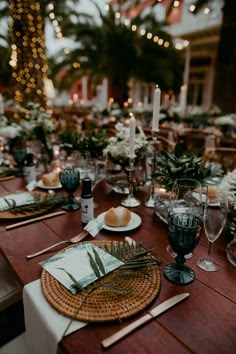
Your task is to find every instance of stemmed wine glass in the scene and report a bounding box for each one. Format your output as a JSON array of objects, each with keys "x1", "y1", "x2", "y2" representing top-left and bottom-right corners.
[
  {"x1": 163, "y1": 178, "x2": 204, "y2": 284},
  {"x1": 163, "y1": 212, "x2": 202, "y2": 284},
  {"x1": 59, "y1": 168, "x2": 80, "y2": 211},
  {"x1": 13, "y1": 147, "x2": 27, "y2": 177},
  {"x1": 167, "y1": 178, "x2": 204, "y2": 259},
  {"x1": 197, "y1": 190, "x2": 228, "y2": 272}
]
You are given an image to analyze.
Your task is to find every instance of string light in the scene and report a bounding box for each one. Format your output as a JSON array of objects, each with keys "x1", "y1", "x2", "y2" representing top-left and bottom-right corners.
[
  {"x1": 47, "y1": 3, "x2": 70, "y2": 55},
  {"x1": 173, "y1": 1, "x2": 180, "y2": 7},
  {"x1": 9, "y1": 0, "x2": 48, "y2": 108},
  {"x1": 204, "y1": 7, "x2": 210, "y2": 15},
  {"x1": 121, "y1": 14, "x2": 178, "y2": 50},
  {"x1": 189, "y1": 4, "x2": 196, "y2": 12}
]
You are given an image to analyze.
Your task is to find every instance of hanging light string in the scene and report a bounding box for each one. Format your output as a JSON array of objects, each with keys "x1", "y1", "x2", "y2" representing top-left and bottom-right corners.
[
  {"x1": 9, "y1": 0, "x2": 48, "y2": 108},
  {"x1": 47, "y1": 3, "x2": 70, "y2": 55}
]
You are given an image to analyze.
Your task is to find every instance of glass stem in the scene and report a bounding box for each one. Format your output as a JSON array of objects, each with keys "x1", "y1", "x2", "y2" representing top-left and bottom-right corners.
[
  {"x1": 207, "y1": 241, "x2": 213, "y2": 257},
  {"x1": 68, "y1": 193, "x2": 74, "y2": 205}
]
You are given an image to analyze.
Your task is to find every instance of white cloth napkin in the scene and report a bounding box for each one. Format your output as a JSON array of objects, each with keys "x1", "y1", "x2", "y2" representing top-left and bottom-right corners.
[{"x1": 23, "y1": 279, "x2": 87, "y2": 354}]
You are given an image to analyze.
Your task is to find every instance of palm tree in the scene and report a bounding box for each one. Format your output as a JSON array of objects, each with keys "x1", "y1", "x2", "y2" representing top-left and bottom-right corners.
[
  {"x1": 120, "y1": 0, "x2": 236, "y2": 112},
  {"x1": 52, "y1": 3, "x2": 183, "y2": 104}
]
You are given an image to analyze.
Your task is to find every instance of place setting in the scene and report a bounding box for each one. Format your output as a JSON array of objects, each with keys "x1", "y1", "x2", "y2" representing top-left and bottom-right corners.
[{"x1": 24, "y1": 228, "x2": 163, "y2": 354}]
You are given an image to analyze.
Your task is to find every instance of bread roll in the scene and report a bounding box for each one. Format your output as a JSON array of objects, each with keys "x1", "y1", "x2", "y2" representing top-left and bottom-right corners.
[
  {"x1": 207, "y1": 185, "x2": 218, "y2": 201},
  {"x1": 42, "y1": 171, "x2": 60, "y2": 187},
  {"x1": 104, "y1": 206, "x2": 131, "y2": 227}
]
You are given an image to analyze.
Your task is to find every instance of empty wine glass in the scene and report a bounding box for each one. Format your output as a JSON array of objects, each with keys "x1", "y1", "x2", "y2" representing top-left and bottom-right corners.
[
  {"x1": 197, "y1": 190, "x2": 228, "y2": 272},
  {"x1": 167, "y1": 178, "x2": 204, "y2": 259},
  {"x1": 59, "y1": 168, "x2": 80, "y2": 211},
  {"x1": 164, "y1": 212, "x2": 202, "y2": 284},
  {"x1": 13, "y1": 147, "x2": 27, "y2": 177}
]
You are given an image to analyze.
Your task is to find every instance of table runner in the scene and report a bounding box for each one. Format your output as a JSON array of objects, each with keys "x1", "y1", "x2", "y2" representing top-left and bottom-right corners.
[{"x1": 23, "y1": 279, "x2": 87, "y2": 354}]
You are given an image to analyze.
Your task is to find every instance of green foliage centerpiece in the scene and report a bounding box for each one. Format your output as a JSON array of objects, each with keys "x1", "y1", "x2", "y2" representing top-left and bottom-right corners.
[{"x1": 153, "y1": 144, "x2": 223, "y2": 191}]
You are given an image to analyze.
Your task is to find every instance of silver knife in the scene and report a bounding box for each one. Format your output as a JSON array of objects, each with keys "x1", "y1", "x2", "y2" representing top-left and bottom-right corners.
[{"x1": 101, "y1": 293, "x2": 190, "y2": 348}]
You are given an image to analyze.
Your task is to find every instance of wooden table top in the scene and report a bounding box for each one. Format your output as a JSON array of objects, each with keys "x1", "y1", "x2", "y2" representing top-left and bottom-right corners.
[{"x1": 0, "y1": 177, "x2": 235, "y2": 354}]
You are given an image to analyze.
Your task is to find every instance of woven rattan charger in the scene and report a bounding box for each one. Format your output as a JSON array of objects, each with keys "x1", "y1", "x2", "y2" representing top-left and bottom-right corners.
[{"x1": 41, "y1": 240, "x2": 161, "y2": 322}]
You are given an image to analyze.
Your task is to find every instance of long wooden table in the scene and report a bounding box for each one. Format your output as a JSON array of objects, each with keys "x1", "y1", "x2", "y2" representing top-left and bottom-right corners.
[{"x1": 0, "y1": 177, "x2": 235, "y2": 354}]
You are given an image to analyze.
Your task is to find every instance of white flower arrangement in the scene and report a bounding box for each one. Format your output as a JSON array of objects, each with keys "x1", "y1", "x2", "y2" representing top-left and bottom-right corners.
[
  {"x1": 218, "y1": 169, "x2": 236, "y2": 203},
  {"x1": 215, "y1": 114, "x2": 236, "y2": 126},
  {"x1": 103, "y1": 122, "x2": 148, "y2": 167},
  {"x1": 0, "y1": 114, "x2": 23, "y2": 139},
  {"x1": 18, "y1": 102, "x2": 56, "y2": 134},
  {"x1": 0, "y1": 124, "x2": 22, "y2": 139}
]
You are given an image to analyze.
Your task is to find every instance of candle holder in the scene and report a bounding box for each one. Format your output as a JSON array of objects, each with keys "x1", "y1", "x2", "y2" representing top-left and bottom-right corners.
[
  {"x1": 145, "y1": 130, "x2": 160, "y2": 207},
  {"x1": 121, "y1": 155, "x2": 141, "y2": 208}
]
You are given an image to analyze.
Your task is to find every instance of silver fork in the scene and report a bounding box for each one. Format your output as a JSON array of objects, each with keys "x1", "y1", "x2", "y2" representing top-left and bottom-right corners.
[{"x1": 26, "y1": 230, "x2": 88, "y2": 259}]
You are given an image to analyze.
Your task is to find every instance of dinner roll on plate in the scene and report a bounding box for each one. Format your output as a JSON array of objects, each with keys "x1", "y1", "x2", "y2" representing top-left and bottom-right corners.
[
  {"x1": 42, "y1": 171, "x2": 60, "y2": 187},
  {"x1": 104, "y1": 206, "x2": 131, "y2": 227}
]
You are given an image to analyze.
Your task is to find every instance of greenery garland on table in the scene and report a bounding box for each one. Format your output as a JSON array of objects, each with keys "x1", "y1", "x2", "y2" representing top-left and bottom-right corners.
[
  {"x1": 58, "y1": 129, "x2": 108, "y2": 159},
  {"x1": 4, "y1": 193, "x2": 66, "y2": 215}
]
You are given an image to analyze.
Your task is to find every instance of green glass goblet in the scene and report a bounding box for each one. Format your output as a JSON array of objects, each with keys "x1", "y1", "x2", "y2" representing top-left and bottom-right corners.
[
  {"x1": 59, "y1": 168, "x2": 80, "y2": 211},
  {"x1": 13, "y1": 147, "x2": 27, "y2": 177},
  {"x1": 163, "y1": 212, "x2": 202, "y2": 285}
]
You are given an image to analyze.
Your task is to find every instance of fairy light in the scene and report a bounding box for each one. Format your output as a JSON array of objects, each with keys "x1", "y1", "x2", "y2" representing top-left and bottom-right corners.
[
  {"x1": 122, "y1": 13, "x2": 184, "y2": 51},
  {"x1": 9, "y1": 0, "x2": 48, "y2": 108},
  {"x1": 204, "y1": 7, "x2": 210, "y2": 14},
  {"x1": 47, "y1": 3, "x2": 70, "y2": 56},
  {"x1": 115, "y1": 12, "x2": 121, "y2": 19},
  {"x1": 173, "y1": 1, "x2": 180, "y2": 7},
  {"x1": 189, "y1": 4, "x2": 196, "y2": 12},
  {"x1": 140, "y1": 28, "x2": 146, "y2": 36}
]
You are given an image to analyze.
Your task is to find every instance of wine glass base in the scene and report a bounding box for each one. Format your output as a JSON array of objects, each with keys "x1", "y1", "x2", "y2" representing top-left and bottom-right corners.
[
  {"x1": 163, "y1": 263, "x2": 195, "y2": 285},
  {"x1": 144, "y1": 197, "x2": 155, "y2": 208},
  {"x1": 62, "y1": 203, "x2": 80, "y2": 211},
  {"x1": 197, "y1": 257, "x2": 219, "y2": 272},
  {"x1": 121, "y1": 195, "x2": 140, "y2": 207}
]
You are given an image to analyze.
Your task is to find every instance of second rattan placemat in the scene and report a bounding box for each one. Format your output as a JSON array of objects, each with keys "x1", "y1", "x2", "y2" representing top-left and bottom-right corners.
[{"x1": 41, "y1": 240, "x2": 161, "y2": 322}]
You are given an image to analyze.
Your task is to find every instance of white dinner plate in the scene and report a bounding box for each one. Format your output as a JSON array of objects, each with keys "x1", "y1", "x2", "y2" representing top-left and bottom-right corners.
[
  {"x1": 97, "y1": 211, "x2": 142, "y2": 232},
  {"x1": 37, "y1": 180, "x2": 62, "y2": 190}
]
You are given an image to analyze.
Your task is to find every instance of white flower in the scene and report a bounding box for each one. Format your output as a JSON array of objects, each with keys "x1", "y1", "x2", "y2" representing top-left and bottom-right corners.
[
  {"x1": 209, "y1": 105, "x2": 222, "y2": 116},
  {"x1": 219, "y1": 169, "x2": 236, "y2": 203},
  {"x1": 215, "y1": 114, "x2": 236, "y2": 126},
  {"x1": 0, "y1": 115, "x2": 8, "y2": 128},
  {"x1": 103, "y1": 122, "x2": 148, "y2": 163},
  {"x1": 0, "y1": 124, "x2": 22, "y2": 139}
]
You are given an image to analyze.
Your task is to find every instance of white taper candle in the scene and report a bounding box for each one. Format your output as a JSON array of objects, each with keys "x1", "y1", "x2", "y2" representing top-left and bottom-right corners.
[
  {"x1": 152, "y1": 86, "x2": 161, "y2": 131},
  {"x1": 129, "y1": 113, "x2": 136, "y2": 157}
]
